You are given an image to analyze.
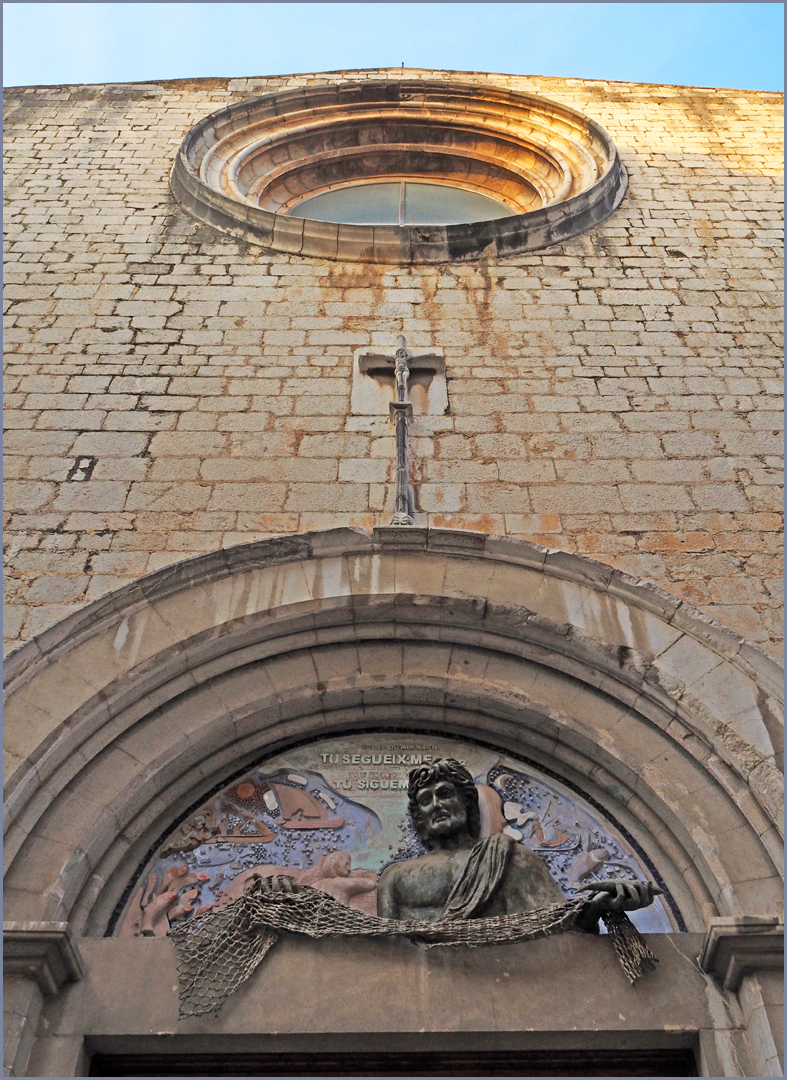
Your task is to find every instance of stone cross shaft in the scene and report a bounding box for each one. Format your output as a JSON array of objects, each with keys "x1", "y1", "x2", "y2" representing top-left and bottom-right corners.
[{"x1": 390, "y1": 335, "x2": 416, "y2": 526}]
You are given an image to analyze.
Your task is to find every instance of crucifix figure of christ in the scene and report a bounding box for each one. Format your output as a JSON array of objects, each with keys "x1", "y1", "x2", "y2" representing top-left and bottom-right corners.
[{"x1": 356, "y1": 335, "x2": 446, "y2": 527}]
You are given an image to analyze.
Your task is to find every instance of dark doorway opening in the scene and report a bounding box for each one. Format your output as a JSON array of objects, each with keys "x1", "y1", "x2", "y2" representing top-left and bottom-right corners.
[{"x1": 90, "y1": 1047, "x2": 698, "y2": 1076}]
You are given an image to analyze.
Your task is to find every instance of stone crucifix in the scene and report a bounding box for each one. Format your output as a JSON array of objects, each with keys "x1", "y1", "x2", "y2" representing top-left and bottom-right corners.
[{"x1": 354, "y1": 335, "x2": 446, "y2": 527}]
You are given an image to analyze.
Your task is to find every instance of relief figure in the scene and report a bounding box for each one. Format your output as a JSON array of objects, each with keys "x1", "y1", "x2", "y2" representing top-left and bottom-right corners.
[{"x1": 376, "y1": 759, "x2": 657, "y2": 932}]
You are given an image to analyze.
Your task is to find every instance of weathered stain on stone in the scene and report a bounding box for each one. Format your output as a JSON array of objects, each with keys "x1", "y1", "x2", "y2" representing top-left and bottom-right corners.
[{"x1": 2, "y1": 67, "x2": 783, "y2": 662}]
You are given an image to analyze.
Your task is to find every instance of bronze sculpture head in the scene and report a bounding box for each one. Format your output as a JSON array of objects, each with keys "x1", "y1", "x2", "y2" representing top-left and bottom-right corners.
[{"x1": 407, "y1": 758, "x2": 481, "y2": 845}]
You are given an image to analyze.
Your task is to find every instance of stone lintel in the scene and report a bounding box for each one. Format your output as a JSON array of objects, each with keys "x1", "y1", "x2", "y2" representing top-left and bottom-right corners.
[
  {"x1": 373, "y1": 525, "x2": 428, "y2": 550},
  {"x1": 3, "y1": 922, "x2": 85, "y2": 996},
  {"x1": 427, "y1": 527, "x2": 487, "y2": 553},
  {"x1": 698, "y1": 916, "x2": 784, "y2": 990}
]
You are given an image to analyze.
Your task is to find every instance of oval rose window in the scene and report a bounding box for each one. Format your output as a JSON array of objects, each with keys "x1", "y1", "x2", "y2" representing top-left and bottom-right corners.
[{"x1": 171, "y1": 80, "x2": 627, "y2": 262}]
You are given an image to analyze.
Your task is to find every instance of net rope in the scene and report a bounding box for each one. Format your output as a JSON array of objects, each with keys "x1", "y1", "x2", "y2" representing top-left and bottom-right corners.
[{"x1": 169, "y1": 876, "x2": 658, "y2": 1018}]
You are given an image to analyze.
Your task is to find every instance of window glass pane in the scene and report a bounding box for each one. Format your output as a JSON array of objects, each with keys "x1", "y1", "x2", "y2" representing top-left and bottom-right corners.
[
  {"x1": 403, "y1": 182, "x2": 513, "y2": 225},
  {"x1": 286, "y1": 181, "x2": 514, "y2": 225},
  {"x1": 288, "y1": 182, "x2": 400, "y2": 224}
]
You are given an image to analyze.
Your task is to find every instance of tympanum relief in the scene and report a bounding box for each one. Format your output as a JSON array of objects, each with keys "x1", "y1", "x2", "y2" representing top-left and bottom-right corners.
[{"x1": 116, "y1": 733, "x2": 674, "y2": 939}]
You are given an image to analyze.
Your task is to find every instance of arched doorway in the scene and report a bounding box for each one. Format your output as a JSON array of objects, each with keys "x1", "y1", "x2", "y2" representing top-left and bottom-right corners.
[{"x1": 4, "y1": 528, "x2": 783, "y2": 1077}]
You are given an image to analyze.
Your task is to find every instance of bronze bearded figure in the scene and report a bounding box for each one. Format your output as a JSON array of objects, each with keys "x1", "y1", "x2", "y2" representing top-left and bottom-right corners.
[{"x1": 377, "y1": 759, "x2": 658, "y2": 933}]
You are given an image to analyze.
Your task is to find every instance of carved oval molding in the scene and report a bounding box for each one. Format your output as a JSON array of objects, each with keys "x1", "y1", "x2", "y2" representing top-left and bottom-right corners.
[{"x1": 170, "y1": 81, "x2": 628, "y2": 263}]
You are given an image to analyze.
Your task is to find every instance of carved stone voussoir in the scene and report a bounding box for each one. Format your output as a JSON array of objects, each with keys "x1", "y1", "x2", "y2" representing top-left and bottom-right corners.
[
  {"x1": 698, "y1": 916, "x2": 784, "y2": 990},
  {"x1": 3, "y1": 922, "x2": 85, "y2": 996}
]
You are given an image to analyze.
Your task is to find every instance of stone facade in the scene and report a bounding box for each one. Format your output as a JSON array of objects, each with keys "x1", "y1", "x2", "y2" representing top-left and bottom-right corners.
[
  {"x1": 3, "y1": 68, "x2": 784, "y2": 659},
  {"x1": 2, "y1": 67, "x2": 784, "y2": 1078}
]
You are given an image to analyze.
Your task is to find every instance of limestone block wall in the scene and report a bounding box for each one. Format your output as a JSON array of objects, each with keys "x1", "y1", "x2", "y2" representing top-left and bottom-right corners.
[{"x1": 3, "y1": 69, "x2": 784, "y2": 657}]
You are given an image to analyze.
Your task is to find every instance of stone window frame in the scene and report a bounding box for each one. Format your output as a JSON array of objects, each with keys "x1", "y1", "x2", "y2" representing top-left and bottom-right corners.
[{"x1": 171, "y1": 80, "x2": 628, "y2": 263}]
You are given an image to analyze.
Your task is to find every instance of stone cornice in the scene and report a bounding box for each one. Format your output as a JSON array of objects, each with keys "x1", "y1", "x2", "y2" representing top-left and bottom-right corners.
[
  {"x1": 699, "y1": 916, "x2": 784, "y2": 990},
  {"x1": 3, "y1": 922, "x2": 85, "y2": 996}
]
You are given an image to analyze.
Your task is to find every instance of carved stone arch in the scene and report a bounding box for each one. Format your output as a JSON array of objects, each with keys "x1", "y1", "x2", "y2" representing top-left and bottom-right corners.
[
  {"x1": 4, "y1": 526, "x2": 782, "y2": 942},
  {"x1": 3, "y1": 528, "x2": 784, "y2": 1077}
]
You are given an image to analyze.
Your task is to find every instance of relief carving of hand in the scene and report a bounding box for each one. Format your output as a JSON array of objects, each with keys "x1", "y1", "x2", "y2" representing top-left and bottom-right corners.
[
  {"x1": 252, "y1": 873, "x2": 300, "y2": 896},
  {"x1": 580, "y1": 879, "x2": 662, "y2": 913}
]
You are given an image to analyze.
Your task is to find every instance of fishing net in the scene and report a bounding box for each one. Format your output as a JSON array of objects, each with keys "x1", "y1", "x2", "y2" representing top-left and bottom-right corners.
[
  {"x1": 601, "y1": 908, "x2": 660, "y2": 984},
  {"x1": 169, "y1": 876, "x2": 657, "y2": 1018}
]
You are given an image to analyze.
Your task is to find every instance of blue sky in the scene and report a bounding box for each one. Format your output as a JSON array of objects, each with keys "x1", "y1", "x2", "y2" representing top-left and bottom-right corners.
[{"x1": 3, "y1": 3, "x2": 784, "y2": 91}]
